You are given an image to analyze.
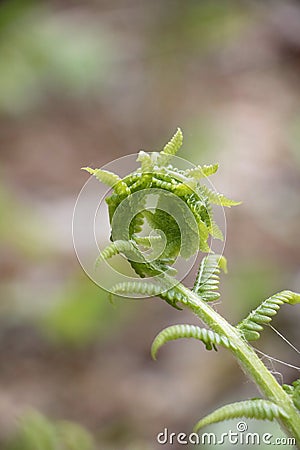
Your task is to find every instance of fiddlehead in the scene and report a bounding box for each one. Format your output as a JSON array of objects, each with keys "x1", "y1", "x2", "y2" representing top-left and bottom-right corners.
[
  {"x1": 83, "y1": 128, "x2": 238, "y2": 290},
  {"x1": 237, "y1": 290, "x2": 300, "y2": 341}
]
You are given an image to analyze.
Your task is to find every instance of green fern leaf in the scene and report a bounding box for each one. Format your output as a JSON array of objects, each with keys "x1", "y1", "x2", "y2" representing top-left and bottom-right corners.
[
  {"x1": 83, "y1": 167, "x2": 130, "y2": 196},
  {"x1": 82, "y1": 167, "x2": 120, "y2": 187},
  {"x1": 185, "y1": 163, "x2": 219, "y2": 179},
  {"x1": 200, "y1": 185, "x2": 241, "y2": 207},
  {"x1": 143, "y1": 209, "x2": 181, "y2": 260},
  {"x1": 151, "y1": 324, "x2": 236, "y2": 359},
  {"x1": 162, "y1": 127, "x2": 183, "y2": 156},
  {"x1": 157, "y1": 128, "x2": 183, "y2": 165},
  {"x1": 111, "y1": 281, "x2": 162, "y2": 297},
  {"x1": 194, "y1": 399, "x2": 288, "y2": 432},
  {"x1": 237, "y1": 290, "x2": 300, "y2": 341},
  {"x1": 110, "y1": 281, "x2": 185, "y2": 309},
  {"x1": 193, "y1": 254, "x2": 227, "y2": 301}
]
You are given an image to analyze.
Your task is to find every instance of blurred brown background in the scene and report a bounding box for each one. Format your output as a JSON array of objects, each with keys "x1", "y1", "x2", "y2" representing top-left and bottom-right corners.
[{"x1": 0, "y1": 1, "x2": 299, "y2": 449}]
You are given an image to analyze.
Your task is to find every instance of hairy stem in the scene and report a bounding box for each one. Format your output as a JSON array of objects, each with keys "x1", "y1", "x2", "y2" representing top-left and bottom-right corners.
[{"x1": 177, "y1": 284, "x2": 300, "y2": 443}]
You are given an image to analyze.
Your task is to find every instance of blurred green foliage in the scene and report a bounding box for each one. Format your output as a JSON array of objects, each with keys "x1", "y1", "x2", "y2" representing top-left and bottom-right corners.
[
  {"x1": 184, "y1": 119, "x2": 220, "y2": 162},
  {"x1": 43, "y1": 274, "x2": 126, "y2": 347},
  {"x1": 0, "y1": 181, "x2": 128, "y2": 346},
  {"x1": 151, "y1": 0, "x2": 250, "y2": 60},
  {"x1": 0, "y1": 185, "x2": 48, "y2": 257},
  {"x1": 0, "y1": 0, "x2": 114, "y2": 113},
  {"x1": 7, "y1": 410, "x2": 95, "y2": 450}
]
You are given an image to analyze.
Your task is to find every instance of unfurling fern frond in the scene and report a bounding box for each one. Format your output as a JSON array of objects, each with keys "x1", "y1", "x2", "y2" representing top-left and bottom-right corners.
[
  {"x1": 200, "y1": 185, "x2": 241, "y2": 207},
  {"x1": 82, "y1": 167, "x2": 130, "y2": 196},
  {"x1": 185, "y1": 163, "x2": 219, "y2": 179},
  {"x1": 193, "y1": 399, "x2": 288, "y2": 432},
  {"x1": 151, "y1": 324, "x2": 236, "y2": 359},
  {"x1": 193, "y1": 254, "x2": 227, "y2": 301},
  {"x1": 157, "y1": 128, "x2": 183, "y2": 165},
  {"x1": 237, "y1": 290, "x2": 300, "y2": 341},
  {"x1": 84, "y1": 129, "x2": 240, "y2": 272}
]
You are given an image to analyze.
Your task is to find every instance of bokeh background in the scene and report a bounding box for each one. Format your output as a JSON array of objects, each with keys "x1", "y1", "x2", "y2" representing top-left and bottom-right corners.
[{"x1": 0, "y1": 1, "x2": 299, "y2": 449}]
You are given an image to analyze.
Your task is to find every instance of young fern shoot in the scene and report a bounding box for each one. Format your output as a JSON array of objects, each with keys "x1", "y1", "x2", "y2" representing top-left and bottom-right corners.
[{"x1": 83, "y1": 129, "x2": 300, "y2": 445}]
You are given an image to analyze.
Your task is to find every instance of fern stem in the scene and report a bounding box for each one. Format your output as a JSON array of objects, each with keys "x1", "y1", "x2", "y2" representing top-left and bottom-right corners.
[{"x1": 177, "y1": 284, "x2": 300, "y2": 444}]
